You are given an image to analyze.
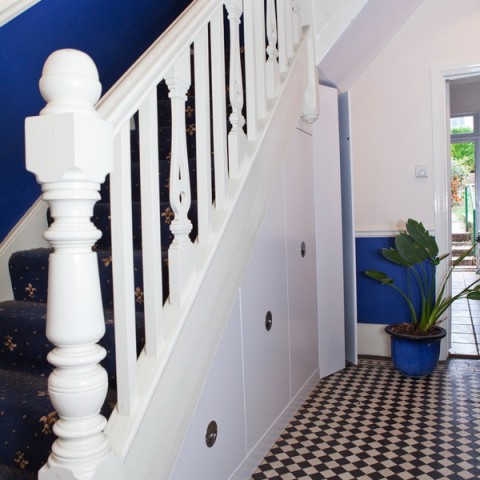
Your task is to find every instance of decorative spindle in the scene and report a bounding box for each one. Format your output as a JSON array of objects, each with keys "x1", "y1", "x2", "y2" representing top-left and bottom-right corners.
[
  {"x1": 266, "y1": 0, "x2": 280, "y2": 97},
  {"x1": 165, "y1": 49, "x2": 195, "y2": 306},
  {"x1": 292, "y1": 0, "x2": 301, "y2": 46},
  {"x1": 225, "y1": 0, "x2": 247, "y2": 177},
  {"x1": 25, "y1": 49, "x2": 114, "y2": 478}
]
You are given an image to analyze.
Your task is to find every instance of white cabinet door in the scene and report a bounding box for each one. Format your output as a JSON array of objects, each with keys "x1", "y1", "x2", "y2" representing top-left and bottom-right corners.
[
  {"x1": 284, "y1": 127, "x2": 319, "y2": 395},
  {"x1": 240, "y1": 179, "x2": 290, "y2": 451},
  {"x1": 170, "y1": 297, "x2": 246, "y2": 480}
]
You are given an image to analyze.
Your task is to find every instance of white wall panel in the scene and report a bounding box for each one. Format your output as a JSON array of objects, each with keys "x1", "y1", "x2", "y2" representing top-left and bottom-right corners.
[
  {"x1": 283, "y1": 128, "x2": 319, "y2": 394},
  {"x1": 240, "y1": 179, "x2": 290, "y2": 451},
  {"x1": 170, "y1": 297, "x2": 246, "y2": 480}
]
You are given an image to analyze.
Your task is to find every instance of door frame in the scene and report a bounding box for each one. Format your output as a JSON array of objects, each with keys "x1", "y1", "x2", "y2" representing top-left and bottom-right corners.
[{"x1": 431, "y1": 61, "x2": 480, "y2": 360}]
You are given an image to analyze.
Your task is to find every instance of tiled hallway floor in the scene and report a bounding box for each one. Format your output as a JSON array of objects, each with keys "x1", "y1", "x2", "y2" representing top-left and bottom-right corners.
[
  {"x1": 451, "y1": 270, "x2": 480, "y2": 356},
  {"x1": 251, "y1": 358, "x2": 480, "y2": 480}
]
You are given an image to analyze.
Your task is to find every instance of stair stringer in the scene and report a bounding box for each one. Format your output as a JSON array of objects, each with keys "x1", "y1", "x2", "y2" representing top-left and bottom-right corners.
[{"x1": 103, "y1": 37, "x2": 311, "y2": 480}]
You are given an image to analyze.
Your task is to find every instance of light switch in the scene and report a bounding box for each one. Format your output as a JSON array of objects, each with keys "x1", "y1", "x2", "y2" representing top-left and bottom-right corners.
[{"x1": 415, "y1": 165, "x2": 429, "y2": 178}]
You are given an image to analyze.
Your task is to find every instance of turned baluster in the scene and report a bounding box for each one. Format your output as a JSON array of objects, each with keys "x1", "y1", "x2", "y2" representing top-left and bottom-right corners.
[
  {"x1": 165, "y1": 49, "x2": 195, "y2": 306},
  {"x1": 225, "y1": 0, "x2": 247, "y2": 177},
  {"x1": 266, "y1": 0, "x2": 281, "y2": 97},
  {"x1": 25, "y1": 49, "x2": 114, "y2": 478}
]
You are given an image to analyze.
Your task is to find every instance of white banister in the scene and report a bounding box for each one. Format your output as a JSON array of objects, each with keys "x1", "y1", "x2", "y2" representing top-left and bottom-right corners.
[
  {"x1": 225, "y1": 0, "x2": 247, "y2": 177},
  {"x1": 210, "y1": 7, "x2": 229, "y2": 208},
  {"x1": 110, "y1": 123, "x2": 139, "y2": 414},
  {"x1": 277, "y1": 0, "x2": 291, "y2": 72},
  {"x1": 25, "y1": 49, "x2": 114, "y2": 477},
  {"x1": 20, "y1": 0, "x2": 320, "y2": 475},
  {"x1": 292, "y1": 0, "x2": 302, "y2": 46},
  {"x1": 194, "y1": 25, "x2": 213, "y2": 243},
  {"x1": 165, "y1": 48, "x2": 195, "y2": 306},
  {"x1": 266, "y1": 0, "x2": 280, "y2": 98},
  {"x1": 298, "y1": 0, "x2": 319, "y2": 124},
  {"x1": 243, "y1": 0, "x2": 259, "y2": 139},
  {"x1": 139, "y1": 89, "x2": 164, "y2": 355}
]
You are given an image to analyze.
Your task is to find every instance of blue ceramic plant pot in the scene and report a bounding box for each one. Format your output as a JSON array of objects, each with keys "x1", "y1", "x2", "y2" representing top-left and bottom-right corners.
[{"x1": 385, "y1": 325, "x2": 447, "y2": 378}]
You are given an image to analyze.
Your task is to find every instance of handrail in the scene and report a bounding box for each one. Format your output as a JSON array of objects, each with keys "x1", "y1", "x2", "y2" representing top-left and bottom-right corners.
[
  {"x1": 24, "y1": 1, "x2": 319, "y2": 477},
  {"x1": 97, "y1": 0, "x2": 220, "y2": 134}
]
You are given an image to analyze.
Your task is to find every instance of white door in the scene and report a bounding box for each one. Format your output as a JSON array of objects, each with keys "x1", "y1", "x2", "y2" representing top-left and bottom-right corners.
[
  {"x1": 313, "y1": 85, "x2": 351, "y2": 376},
  {"x1": 338, "y1": 91, "x2": 358, "y2": 365}
]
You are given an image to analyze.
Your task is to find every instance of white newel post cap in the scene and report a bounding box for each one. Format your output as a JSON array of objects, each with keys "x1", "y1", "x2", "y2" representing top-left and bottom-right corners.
[{"x1": 25, "y1": 49, "x2": 113, "y2": 184}]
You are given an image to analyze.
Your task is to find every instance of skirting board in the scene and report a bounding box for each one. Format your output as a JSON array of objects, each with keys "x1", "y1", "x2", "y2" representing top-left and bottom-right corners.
[
  {"x1": 358, "y1": 323, "x2": 391, "y2": 357},
  {"x1": 0, "y1": 198, "x2": 48, "y2": 301},
  {"x1": 229, "y1": 368, "x2": 319, "y2": 480}
]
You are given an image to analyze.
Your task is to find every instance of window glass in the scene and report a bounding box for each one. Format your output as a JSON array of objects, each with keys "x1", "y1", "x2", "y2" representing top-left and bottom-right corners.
[{"x1": 450, "y1": 115, "x2": 474, "y2": 134}]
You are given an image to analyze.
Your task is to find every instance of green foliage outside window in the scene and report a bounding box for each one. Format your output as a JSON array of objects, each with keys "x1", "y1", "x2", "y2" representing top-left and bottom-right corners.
[{"x1": 451, "y1": 127, "x2": 475, "y2": 172}]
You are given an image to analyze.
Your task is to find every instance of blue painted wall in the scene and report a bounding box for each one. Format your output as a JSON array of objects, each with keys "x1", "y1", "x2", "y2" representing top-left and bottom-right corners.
[
  {"x1": 356, "y1": 237, "x2": 423, "y2": 325},
  {"x1": 0, "y1": 0, "x2": 193, "y2": 241}
]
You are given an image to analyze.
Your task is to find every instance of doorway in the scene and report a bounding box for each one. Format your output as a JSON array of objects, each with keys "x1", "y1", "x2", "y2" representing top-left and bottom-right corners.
[
  {"x1": 432, "y1": 64, "x2": 480, "y2": 360},
  {"x1": 448, "y1": 80, "x2": 480, "y2": 357}
]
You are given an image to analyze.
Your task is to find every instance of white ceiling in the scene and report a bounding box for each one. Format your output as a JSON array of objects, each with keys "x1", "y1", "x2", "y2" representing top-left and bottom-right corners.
[{"x1": 316, "y1": 0, "x2": 424, "y2": 93}]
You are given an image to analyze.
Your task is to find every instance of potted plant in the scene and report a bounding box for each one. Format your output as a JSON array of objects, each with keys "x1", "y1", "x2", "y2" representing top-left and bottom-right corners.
[{"x1": 365, "y1": 218, "x2": 480, "y2": 377}]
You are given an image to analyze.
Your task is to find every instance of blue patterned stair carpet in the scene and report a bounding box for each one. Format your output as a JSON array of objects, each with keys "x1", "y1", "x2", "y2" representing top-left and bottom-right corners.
[{"x1": 0, "y1": 78, "x2": 201, "y2": 475}]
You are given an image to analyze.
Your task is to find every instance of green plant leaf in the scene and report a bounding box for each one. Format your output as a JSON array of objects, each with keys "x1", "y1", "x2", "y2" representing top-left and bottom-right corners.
[
  {"x1": 405, "y1": 218, "x2": 439, "y2": 258},
  {"x1": 395, "y1": 233, "x2": 429, "y2": 265},
  {"x1": 466, "y1": 291, "x2": 480, "y2": 301},
  {"x1": 365, "y1": 270, "x2": 393, "y2": 285},
  {"x1": 381, "y1": 247, "x2": 411, "y2": 267}
]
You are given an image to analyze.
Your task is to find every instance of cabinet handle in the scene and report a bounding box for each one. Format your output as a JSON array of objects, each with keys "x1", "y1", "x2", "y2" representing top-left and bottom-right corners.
[
  {"x1": 265, "y1": 311, "x2": 273, "y2": 331},
  {"x1": 205, "y1": 420, "x2": 218, "y2": 448},
  {"x1": 301, "y1": 241, "x2": 306, "y2": 258}
]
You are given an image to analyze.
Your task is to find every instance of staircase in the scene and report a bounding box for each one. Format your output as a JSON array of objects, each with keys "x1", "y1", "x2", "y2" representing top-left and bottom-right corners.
[
  {"x1": 0, "y1": 0, "x2": 319, "y2": 478},
  {"x1": 452, "y1": 232, "x2": 476, "y2": 269}
]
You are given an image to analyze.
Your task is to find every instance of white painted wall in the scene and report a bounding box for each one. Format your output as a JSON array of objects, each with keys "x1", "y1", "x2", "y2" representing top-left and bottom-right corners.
[{"x1": 349, "y1": 0, "x2": 480, "y2": 234}]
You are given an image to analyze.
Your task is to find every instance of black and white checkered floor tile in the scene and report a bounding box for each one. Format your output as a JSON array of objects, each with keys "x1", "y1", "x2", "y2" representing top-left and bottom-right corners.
[{"x1": 251, "y1": 358, "x2": 480, "y2": 480}]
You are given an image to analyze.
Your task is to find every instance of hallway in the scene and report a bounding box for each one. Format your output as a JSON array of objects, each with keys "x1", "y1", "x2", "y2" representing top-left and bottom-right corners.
[{"x1": 251, "y1": 358, "x2": 480, "y2": 480}]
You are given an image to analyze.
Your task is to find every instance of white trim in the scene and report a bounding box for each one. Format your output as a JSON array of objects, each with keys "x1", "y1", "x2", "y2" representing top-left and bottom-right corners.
[
  {"x1": 355, "y1": 229, "x2": 399, "y2": 238},
  {"x1": 431, "y1": 61, "x2": 480, "y2": 360},
  {"x1": 0, "y1": 0, "x2": 41, "y2": 27},
  {"x1": 357, "y1": 323, "x2": 390, "y2": 357},
  {"x1": 0, "y1": 198, "x2": 48, "y2": 302},
  {"x1": 355, "y1": 227, "x2": 436, "y2": 238}
]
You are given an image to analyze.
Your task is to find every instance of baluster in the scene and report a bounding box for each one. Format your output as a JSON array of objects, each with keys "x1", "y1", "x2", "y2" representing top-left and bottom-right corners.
[
  {"x1": 296, "y1": 0, "x2": 319, "y2": 124},
  {"x1": 243, "y1": 0, "x2": 257, "y2": 139},
  {"x1": 165, "y1": 49, "x2": 195, "y2": 306},
  {"x1": 266, "y1": 0, "x2": 280, "y2": 98},
  {"x1": 211, "y1": 7, "x2": 229, "y2": 208},
  {"x1": 110, "y1": 124, "x2": 138, "y2": 414},
  {"x1": 277, "y1": 0, "x2": 294, "y2": 72},
  {"x1": 292, "y1": 0, "x2": 302, "y2": 46},
  {"x1": 25, "y1": 49, "x2": 113, "y2": 477},
  {"x1": 225, "y1": 0, "x2": 247, "y2": 177},
  {"x1": 194, "y1": 25, "x2": 213, "y2": 242},
  {"x1": 139, "y1": 90, "x2": 164, "y2": 355}
]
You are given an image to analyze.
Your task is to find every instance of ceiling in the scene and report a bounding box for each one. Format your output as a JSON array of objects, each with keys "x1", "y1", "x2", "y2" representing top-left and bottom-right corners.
[{"x1": 316, "y1": 0, "x2": 424, "y2": 93}]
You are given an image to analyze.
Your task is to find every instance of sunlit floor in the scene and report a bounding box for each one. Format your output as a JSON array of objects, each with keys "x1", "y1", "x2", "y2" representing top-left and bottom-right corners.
[{"x1": 451, "y1": 270, "x2": 480, "y2": 356}]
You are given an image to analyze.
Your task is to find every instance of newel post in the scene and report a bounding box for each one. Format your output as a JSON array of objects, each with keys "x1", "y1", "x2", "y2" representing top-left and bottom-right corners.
[
  {"x1": 298, "y1": 0, "x2": 319, "y2": 124},
  {"x1": 25, "y1": 49, "x2": 114, "y2": 478}
]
